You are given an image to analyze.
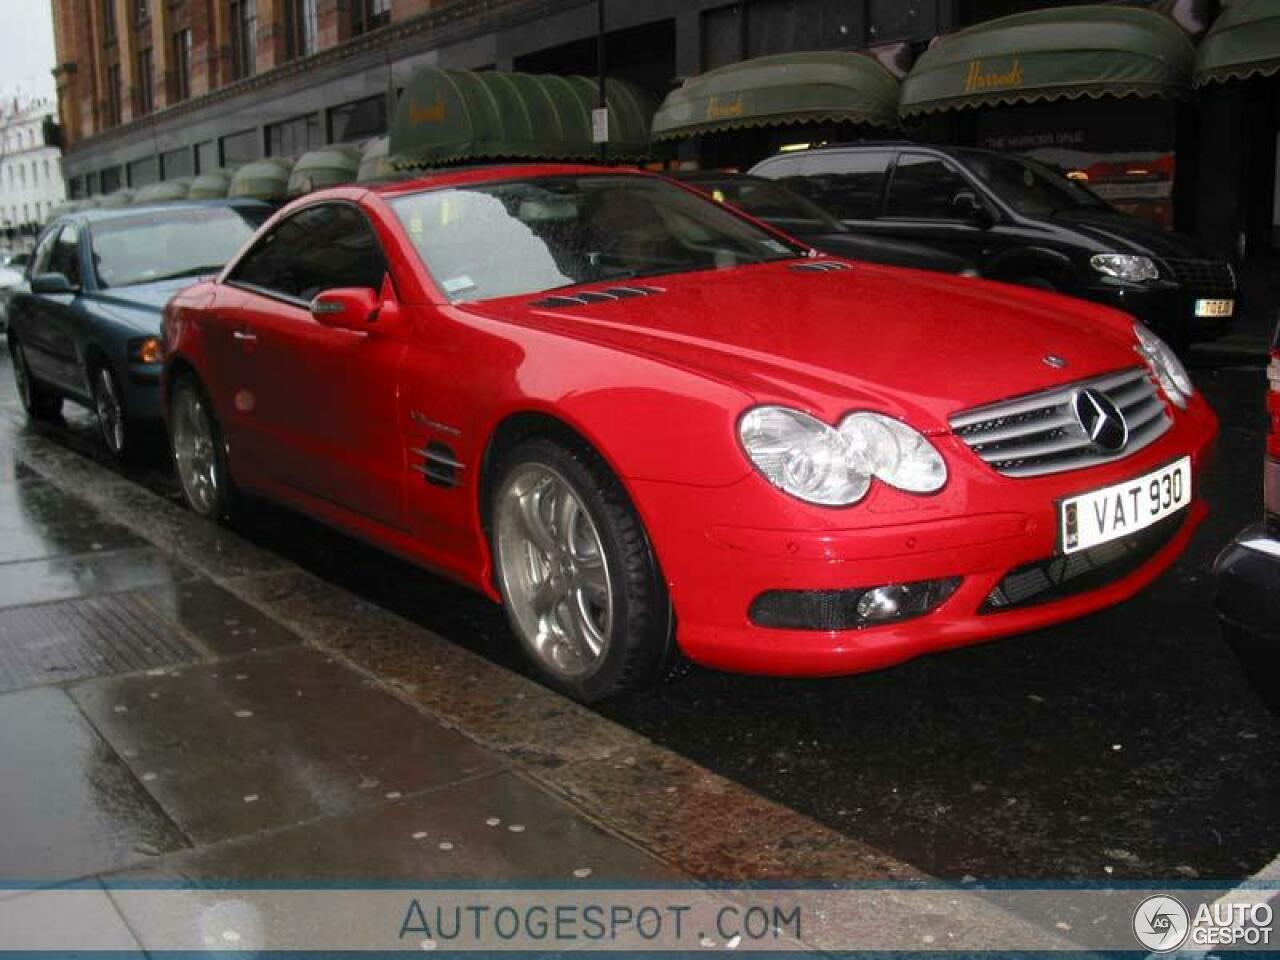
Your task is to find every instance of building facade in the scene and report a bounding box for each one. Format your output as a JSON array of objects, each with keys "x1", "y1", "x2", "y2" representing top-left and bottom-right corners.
[{"x1": 0, "y1": 98, "x2": 66, "y2": 240}]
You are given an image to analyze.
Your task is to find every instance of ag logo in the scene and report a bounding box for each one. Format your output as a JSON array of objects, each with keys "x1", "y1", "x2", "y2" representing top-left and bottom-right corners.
[{"x1": 1133, "y1": 895, "x2": 1190, "y2": 952}]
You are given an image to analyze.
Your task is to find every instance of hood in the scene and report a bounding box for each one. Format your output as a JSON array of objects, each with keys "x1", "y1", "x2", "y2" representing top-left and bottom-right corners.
[
  {"x1": 466, "y1": 259, "x2": 1144, "y2": 431},
  {"x1": 800, "y1": 231, "x2": 974, "y2": 274},
  {"x1": 86, "y1": 276, "x2": 206, "y2": 333},
  {"x1": 1050, "y1": 209, "x2": 1212, "y2": 261}
]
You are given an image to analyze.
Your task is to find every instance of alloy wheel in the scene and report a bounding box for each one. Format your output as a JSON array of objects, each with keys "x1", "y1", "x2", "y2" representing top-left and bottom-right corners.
[
  {"x1": 94, "y1": 367, "x2": 126, "y2": 455},
  {"x1": 495, "y1": 464, "x2": 615, "y2": 680},
  {"x1": 171, "y1": 385, "x2": 220, "y2": 517}
]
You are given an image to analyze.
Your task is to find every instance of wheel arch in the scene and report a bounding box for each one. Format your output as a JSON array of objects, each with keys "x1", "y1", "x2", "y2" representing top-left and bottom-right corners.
[{"x1": 986, "y1": 247, "x2": 1078, "y2": 287}]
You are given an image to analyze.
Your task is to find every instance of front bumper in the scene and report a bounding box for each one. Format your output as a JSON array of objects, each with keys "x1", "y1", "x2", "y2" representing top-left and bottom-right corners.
[
  {"x1": 1080, "y1": 280, "x2": 1237, "y2": 346},
  {"x1": 121, "y1": 361, "x2": 163, "y2": 420},
  {"x1": 632, "y1": 397, "x2": 1218, "y2": 676}
]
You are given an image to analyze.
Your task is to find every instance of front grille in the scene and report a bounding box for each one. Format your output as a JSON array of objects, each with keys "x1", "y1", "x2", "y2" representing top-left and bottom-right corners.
[
  {"x1": 981, "y1": 512, "x2": 1185, "y2": 613},
  {"x1": 1161, "y1": 257, "x2": 1236, "y2": 298},
  {"x1": 950, "y1": 367, "x2": 1172, "y2": 478}
]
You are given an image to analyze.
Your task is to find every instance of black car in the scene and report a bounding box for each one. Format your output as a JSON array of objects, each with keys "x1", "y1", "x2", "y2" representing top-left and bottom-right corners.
[
  {"x1": 7, "y1": 200, "x2": 270, "y2": 457},
  {"x1": 750, "y1": 143, "x2": 1237, "y2": 349},
  {"x1": 673, "y1": 171, "x2": 979, "y2": 276},
  {"x1": 1214, "y1": 324, "x2": 1280, "y2": 715}
]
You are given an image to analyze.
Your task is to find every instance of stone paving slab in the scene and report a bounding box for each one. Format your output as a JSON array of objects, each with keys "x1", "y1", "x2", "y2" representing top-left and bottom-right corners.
[
  {"x1": 0, "y1": 885, "x2": 144, "y2": 951},
  {"x1": 110, "y1": 770, "x2": 680, "y2": 887},
  {"x1": 0, "y1": 475, "x2": 144, "y2": 566},
  {"x1": 0, "y1": 687, "x2": 189, "y2": 884},
  {"x1": 0, "y1": 546, "x2": 194, "y2": 610},
  {"x1": 135, "y1": 579, "x2": 302, "y2": 658},
  {"x1": 69, "y1": 645, "x2": 504, "y2": 845}
]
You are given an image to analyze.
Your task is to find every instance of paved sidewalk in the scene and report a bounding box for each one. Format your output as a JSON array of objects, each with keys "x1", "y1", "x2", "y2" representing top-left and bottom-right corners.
[{"x1": 0, "y1": 359, "x2": 1082, "y2": 952}]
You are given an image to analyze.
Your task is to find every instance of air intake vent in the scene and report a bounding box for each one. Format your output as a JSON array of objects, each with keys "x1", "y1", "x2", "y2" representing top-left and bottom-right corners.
[
  {"x1": 789, "y1": 260, "x2": 851, "y2": 273},
  {"x1": 530, "y1": 286, "x2": 663, "y2": 308},
  {"x1": 411, "y1": 442, "x2": 464, "y2": 489}
]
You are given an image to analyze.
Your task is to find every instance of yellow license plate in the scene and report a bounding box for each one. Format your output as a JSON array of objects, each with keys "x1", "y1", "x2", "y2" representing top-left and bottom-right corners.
[{"x1": 1195, "y1": 298, "x2": 1234, "y2": 318}]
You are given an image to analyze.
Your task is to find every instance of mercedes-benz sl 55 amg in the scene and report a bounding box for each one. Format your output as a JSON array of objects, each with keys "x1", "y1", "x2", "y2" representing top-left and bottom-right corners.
[{"x1": 160, "y1": 165, "x2": 1217, "y2": 701}]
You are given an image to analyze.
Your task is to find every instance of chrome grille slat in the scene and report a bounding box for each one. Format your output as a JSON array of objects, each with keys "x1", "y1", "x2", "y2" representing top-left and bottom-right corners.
[{"x1": 950, "y1": 366, "x2": 1174, "y2": 478}]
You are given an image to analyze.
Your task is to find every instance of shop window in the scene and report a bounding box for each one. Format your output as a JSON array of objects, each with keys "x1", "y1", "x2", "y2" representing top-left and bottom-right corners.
[
  {"x1": 327, "y1": 95, "x2": 387, "y2": 143},
  {"x1": 284, "y1": 0, "x2": 318, "y2": 59},
  {"x1": 196, "y1": 139, "x2": 220, "y2": 172},
  {"x1": 265, "y1": 112, "x2": 321, "y2": 157},
  {"x1": 230, "y1": 0, "x2": 258, "y2": 80},
  {"x1": 127, "y1": 155, "x2": 159, "y2": 188},
  {"x1": 221, "y1": 128, "x2": 259, "y2": 165},
  {"x1": 162, "y1": 147, "x2": 194, "y2": 178}
]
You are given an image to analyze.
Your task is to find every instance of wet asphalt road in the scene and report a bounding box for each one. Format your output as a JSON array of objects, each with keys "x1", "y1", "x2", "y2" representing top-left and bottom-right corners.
[{"x1": 2, "y1": 351, "x2": 1277, "y2": 884}]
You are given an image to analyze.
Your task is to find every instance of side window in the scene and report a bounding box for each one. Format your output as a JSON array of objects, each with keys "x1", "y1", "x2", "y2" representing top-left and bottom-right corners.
[
  {"x1": 884, "y1": 154, "x2": 975, "y2": 221},
  {"x1": 230, "y1": 203, "x2": 387, "y2": 304},
  {"x1": 778, "y1": 150, "x2": 894, "y2": 221},
  {"x1": 29, "y1": 226, "x2": 60, "y2": 278},
  {"x1": 47, "y1": 224, "x2": 82, "y2": 287}
]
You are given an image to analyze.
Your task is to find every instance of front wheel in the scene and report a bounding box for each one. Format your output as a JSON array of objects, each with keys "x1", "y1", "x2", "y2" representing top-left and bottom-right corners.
[
  {"x1": 491, "y1": 437, "x2": 673, "y2": 702},
  {"x1": 169, "y1": 374, "x2": 236, "y2": 523},
  {"x1": 91, "y1": 364, "x2": 131, "y2": 458}
]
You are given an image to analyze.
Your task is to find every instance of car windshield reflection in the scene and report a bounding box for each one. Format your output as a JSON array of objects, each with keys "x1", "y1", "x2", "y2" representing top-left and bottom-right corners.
[{"x1": 389, "y1": 174, "x2": 804, "y2": 303}]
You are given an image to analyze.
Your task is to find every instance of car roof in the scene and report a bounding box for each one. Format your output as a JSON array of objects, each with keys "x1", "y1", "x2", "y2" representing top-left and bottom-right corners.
[
  {"x1": 370, "y1": 162, "x2": 657, "y2": 199},
  {"x1": 68, "y1": 197, "x2": 273, "y2": 225},
  {"x1": 761, "y1": 141, "x2": 990, "y2": 161}
]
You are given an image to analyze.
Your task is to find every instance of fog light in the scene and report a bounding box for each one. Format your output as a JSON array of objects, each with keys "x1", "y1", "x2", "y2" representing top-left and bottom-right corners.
[{"x1": 749, "y1": 577, "x2": 961, "y2": 631}]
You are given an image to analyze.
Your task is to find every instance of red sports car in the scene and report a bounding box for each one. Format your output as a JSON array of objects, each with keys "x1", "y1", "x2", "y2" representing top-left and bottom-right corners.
[{"x1": 160, "y1": 164, "x2": 1217, "y2": 701}]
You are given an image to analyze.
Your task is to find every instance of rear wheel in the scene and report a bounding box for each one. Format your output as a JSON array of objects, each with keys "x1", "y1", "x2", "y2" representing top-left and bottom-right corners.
[
  {"x1": 170, "y1": 373, "x2": 236, "y2": 523},
  {"x1": 9, "y1": 337, "x2": 62, "y2": 420},
  {"x1": 491, "y1": 437, "x2": 673, "y2": 702}
]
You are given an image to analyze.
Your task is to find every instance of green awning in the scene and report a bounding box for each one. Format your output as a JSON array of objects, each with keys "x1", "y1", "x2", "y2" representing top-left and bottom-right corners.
[
  {"x1": 188, "y1": 169, "x2": 236, "y2": 200},
  {"x1": 1196, "y1": 0, "x2": 1280, "y2": 86},
  {"x1": 98, "y1": 189, "x2": 136, "y2": 208},
  {"x1": 288, "y1": 144, "x2": 363, "y2": 196},
  {"x1": 900, "y1": 5, "x2": 1194, "y2": 116},
  {"x1": 357, "y1": 137, "x2": 400, "y2": 183},
  {"x1": 389, "y1": 67, "x2": 652, "y2": 167},
  {"x1": 652, "y1": 51, "x2": 900, "y2": 140},
  {"x1": 134, "y1": 179, "x2": 192, "y2": 204},
  {"x1": 228, "y1": 159, "x2": 294, "y2": 201}
]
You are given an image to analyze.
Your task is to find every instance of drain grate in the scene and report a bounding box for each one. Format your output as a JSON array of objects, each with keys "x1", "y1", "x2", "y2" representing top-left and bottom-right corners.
[{"x1": 0, "y1": 592, "x2": 202, "y2": 693}]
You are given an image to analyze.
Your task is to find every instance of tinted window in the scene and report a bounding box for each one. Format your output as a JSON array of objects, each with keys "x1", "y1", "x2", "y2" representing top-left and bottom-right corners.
[
  {"x1": 231, "y1": 203, "x2": 387, "y2": 302},
  {"x1": 884, "y1": 154, "x2": 974, "y2": 221},
  {"x1": 958, "y1": 149, "x2": 1107, "y2": 216},
  {"x1": 91, "y1": 205, "x2": 269, "y2": 289},
  {"x1": 699, "y1": 178, "x2": 843, "y2": 234},
  {"x1": 47, "y1": 225, "x2": 82, "y2": 287},
  {"x1": 29, "y1": 226, "x2": 60, "y2": 278},
  {"x1": 756, "y1": 150, "x2": 893, "y2": 221},
  {"x1": 388, "y1": 175, "x2": 802, "y2": 304}
]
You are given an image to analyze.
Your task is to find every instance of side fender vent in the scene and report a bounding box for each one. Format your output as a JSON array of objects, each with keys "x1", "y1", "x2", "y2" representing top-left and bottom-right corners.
[
  {"x1": 789, "y1": 260, "x2": 851, "y2": 274},
  {"x1": 411, "y1": 442, "x2": 464, "y2": 489},
  {"x1": 530, "y1": 285, "x2": 663, "y2": 308}
]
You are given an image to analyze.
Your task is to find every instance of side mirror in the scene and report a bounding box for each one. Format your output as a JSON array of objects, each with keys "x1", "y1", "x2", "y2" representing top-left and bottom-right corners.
[
  {"x1": 31, "y1": 272, "x2": 76, "y2": 295},
  {"x1": 952, "y1": 191, "x2": 994, "y2": 228},
  {"x1": 310, "y1": 287, "x2": 380, "y2": 331}
]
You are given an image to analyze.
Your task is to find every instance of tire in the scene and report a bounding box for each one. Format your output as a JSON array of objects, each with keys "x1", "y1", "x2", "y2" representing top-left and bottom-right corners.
[
  {"x1": 90, "y1": 362, "x2": 132, "y2": 459},
  {"x1": 169, "y1": 373, "x2": 237, "y2": 523},
  {"x1": 490, "y1": 436, "x2": 674, "y2": 702},
  {"x1": 9, "y1": 336, "x2": 63, "y2": 420}
]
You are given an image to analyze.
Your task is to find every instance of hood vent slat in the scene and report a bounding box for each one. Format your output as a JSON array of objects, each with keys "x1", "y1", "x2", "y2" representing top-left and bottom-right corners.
[{"x1": 530, "y1": 285, "x2": 664, "y2": 309}]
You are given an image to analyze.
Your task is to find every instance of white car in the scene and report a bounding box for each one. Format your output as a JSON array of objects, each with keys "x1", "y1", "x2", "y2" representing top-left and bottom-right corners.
[{"x1": 0, "y1": 265, "x2": 23, "y2": 332}]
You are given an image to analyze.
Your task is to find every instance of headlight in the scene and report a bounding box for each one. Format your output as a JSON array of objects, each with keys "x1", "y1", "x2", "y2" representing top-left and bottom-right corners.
[
  {"x1": 1090, "y1": 253, "x2": 1159, "y2": 283},
  {"x1": 1134, "y1": 323, "x2": 1193, "y2": 409},
  {"x1": 738, "y1": 406, "x2": 946, "y2": 506}
]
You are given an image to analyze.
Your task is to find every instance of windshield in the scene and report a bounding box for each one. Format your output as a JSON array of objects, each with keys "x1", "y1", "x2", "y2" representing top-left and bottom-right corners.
[
  {"x1": 91, "y1": 205, "x2": 269, "y2": 289},
  {"x1": 389, "y1": 174, "x2": 804, "y2": 303},
  {"x1": 959, "y1": 150, "x2": 1108, "y2": 217},
  {"x1": 695, "y1": 177, "x2": 845, "y2": 235}
]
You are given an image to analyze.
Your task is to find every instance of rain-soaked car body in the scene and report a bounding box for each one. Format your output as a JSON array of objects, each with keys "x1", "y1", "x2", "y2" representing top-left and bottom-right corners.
[
  {"x1": 6, "y1": 200, "x2": 270, "y2": 457},
  {"x1": 160, "y1": 164, "x2": 1217, "y2": 701}
]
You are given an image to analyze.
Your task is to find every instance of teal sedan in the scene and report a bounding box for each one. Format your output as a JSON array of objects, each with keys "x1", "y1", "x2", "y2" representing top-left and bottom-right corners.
[{"x1": 6, "y1": 201, "x2": 269, "y2": 457}]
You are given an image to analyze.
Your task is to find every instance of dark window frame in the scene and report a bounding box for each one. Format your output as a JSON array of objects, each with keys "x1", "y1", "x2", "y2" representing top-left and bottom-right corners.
[
  {"x1": 172, "y1": 27, "x2": 192, "y2": 101},
  {"x1": 102, "y1": 0, "x2": 118, "y2": 43},
  {"x1": 283, "y1": 0, "x2": 318, "y2": 60},
  {"x1": 350, "y1": 0, "x2": 390, "y2": 37},
  {"x1": 137, "y1": 46, "x2": 154, "y2": 115},
  {"x1": 230, "y1": 0, "x2": 258, "y2": 80},
  {"x1": 882, "y1": 151, "x2": 982, "y2": 223}
]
